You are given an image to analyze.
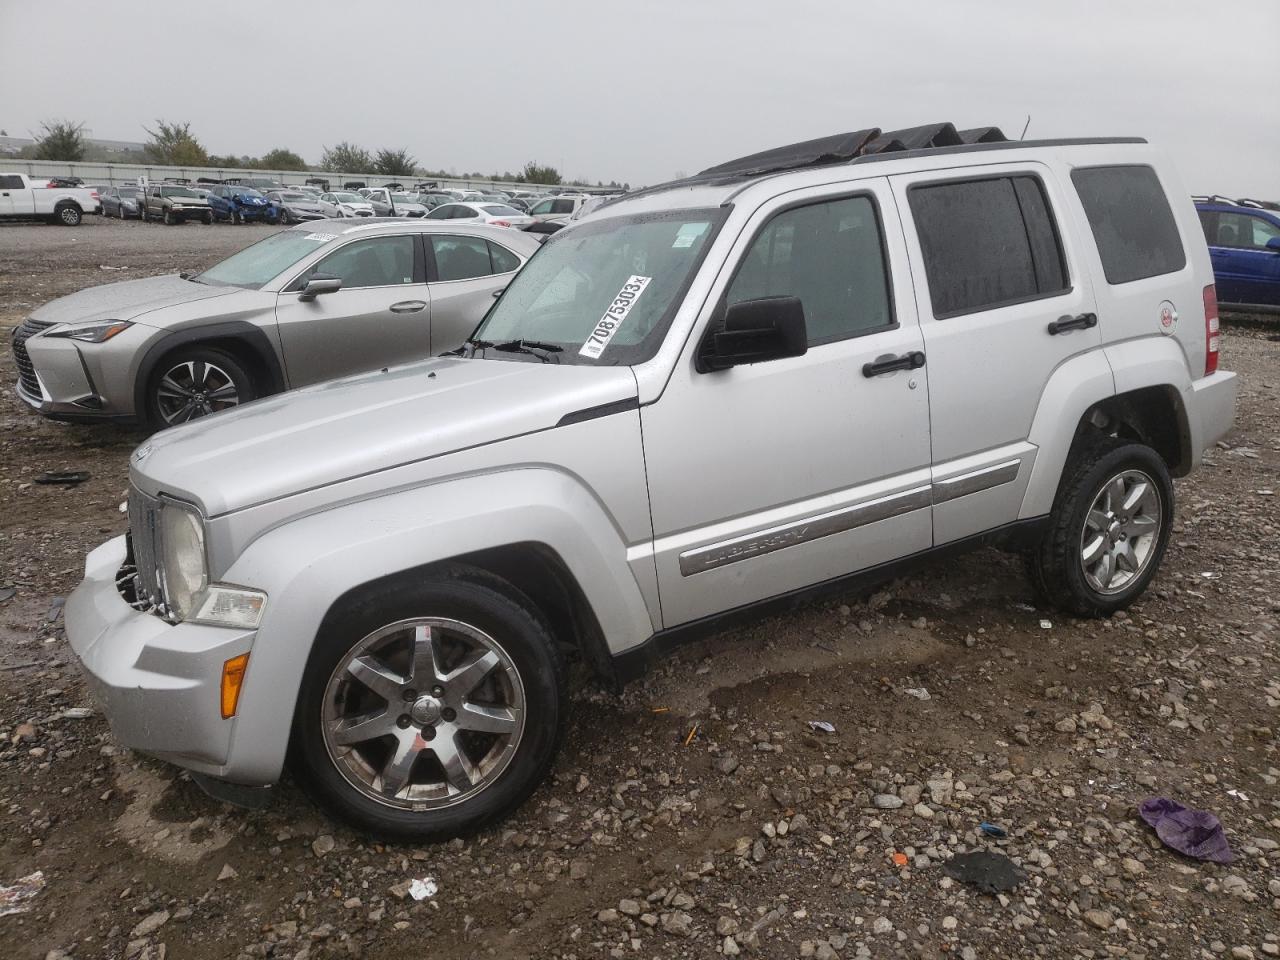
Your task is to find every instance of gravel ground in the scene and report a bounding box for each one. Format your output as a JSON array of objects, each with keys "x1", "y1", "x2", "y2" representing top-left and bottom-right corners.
[{"x1": 0, "y1": 219, "x2": 1277, "y2": 960}]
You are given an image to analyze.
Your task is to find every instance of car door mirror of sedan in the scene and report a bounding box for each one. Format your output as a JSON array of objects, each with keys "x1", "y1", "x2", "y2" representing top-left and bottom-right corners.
[
  {"x1": 1266, "y1": 236, "x2": 1280, "y2": 253},
  {"x1": 696, "y1": 296, "x2": 808, "y2": 373},
  {"x1": 299, "y1": 274, "x2": 343, "y2": 301}
]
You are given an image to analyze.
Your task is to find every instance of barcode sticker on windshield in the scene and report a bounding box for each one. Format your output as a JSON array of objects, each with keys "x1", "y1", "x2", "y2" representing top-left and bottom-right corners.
[
  {"x1": 303, "y1": 232, "x2": 337, "y2": 242},
  {"x1": 579, "y1": 275, "x2": 652, "y2": 359}
]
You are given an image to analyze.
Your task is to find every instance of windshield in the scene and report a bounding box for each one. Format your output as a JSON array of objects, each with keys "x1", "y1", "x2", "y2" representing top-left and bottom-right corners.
[
  {"x1": 472, "y1": 208, "x2": 726, "y2": 365},
  {"x1": 194, "y1": 230, "x2": 337, "y2": 289},
  {"x1": 334, "y1": 192, "x2": 363, "y2": 202},
  {"x1": 161, "y1": 186, "x2": 198, "y2": 198},
  {"x1": 279, "y1": 192, "x2": 308, "y2": 200},
  {"x1": 481, "y1": 204, "x2": 522, "y2": 216},
  {"x1": 119, "y1": 187, "x2": 140, "y2": 197},
  {"x1": 234, "y1": 188, "x2": 265, "y2": 199}
]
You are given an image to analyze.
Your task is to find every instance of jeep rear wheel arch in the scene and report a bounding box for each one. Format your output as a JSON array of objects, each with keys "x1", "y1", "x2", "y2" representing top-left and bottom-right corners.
[{"x1": 132, "y1": 323, "x2": 286, "y2": 424}]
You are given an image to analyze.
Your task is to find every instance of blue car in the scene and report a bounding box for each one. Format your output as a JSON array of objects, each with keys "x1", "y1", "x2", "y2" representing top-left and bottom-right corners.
[
  {"x1": 1195, "y1": 200, "x2": 1280, "y2": 313},
  {"x1": 206, "y1": 184, "x2": 280, "y2": 224}
]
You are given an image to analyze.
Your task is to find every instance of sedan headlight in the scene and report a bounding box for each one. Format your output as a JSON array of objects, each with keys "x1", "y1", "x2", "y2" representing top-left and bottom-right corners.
[
  {"x1": 46, "y1": 319, "x2": 133, "y2": 343},
  {"x1": 159, "y1": 500, "x2": 266, "y2": 628}
]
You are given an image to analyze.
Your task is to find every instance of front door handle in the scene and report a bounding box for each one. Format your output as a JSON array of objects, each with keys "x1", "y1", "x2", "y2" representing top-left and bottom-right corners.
[
  {"x1": 862, "y1": 351, "x2": 925, "y2": 378},
  {"x1": 1047, "y1": 312, "x2": 1097, "y2": 335},
  {"x1": 390, "y1": 300, "x2": 427, "y2": 313}
]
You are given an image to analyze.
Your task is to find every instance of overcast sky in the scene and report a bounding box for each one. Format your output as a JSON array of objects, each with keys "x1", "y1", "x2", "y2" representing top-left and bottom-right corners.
[{"x1": 1, "y1": 0, "x2": 1276, "y2": 195}]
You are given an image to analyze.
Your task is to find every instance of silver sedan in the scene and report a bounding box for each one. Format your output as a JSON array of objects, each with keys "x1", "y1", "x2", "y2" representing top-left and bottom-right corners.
[{"x1": 12, "y1": 221, "x2": 539, "y2": 427}]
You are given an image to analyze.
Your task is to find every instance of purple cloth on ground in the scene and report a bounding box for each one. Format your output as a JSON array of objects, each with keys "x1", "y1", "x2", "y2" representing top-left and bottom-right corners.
[{"x1": 1138, "y1": 796, "x2": 1234, "y2": 864}]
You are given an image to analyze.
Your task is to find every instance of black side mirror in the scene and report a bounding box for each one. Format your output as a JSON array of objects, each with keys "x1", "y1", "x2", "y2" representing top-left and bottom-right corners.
[
  {"x1": 697, "y1": 296, "x2": 807, "y2": 372},
  {"x1": 1266, "y1": 236, "x2": 1280, "y2": 253},
  {"x1": 299, "y1": 274, "x2": 343, "y2": 301}
]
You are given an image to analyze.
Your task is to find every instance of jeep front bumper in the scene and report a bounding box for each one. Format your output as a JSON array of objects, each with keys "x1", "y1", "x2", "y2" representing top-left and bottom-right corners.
[{"x1": 66, "y1": 536, "x2": 260, "y2": 781}]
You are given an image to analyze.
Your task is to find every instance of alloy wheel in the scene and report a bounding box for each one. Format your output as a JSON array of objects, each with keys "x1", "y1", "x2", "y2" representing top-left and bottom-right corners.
[
  {"x1": 1080, "y1": 469, "x2": 1161, "y2": 595},
  {"x1": 154, "y1": 360, "x2": 241, "y2": 424},
  {"x1": 322, "y1": 618, "x2": 526, "y2": 811}
]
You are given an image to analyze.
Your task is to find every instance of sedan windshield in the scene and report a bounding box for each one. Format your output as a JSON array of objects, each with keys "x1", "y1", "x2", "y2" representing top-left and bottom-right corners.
[
  {"x1": 119, "y1": 186, "x2": 140, "y2": 197},
  {"x1": 194, "y1": 230, "x2": 337, "y2": 289},
  {"x1": 279, "y1": 192, "x2": 308, "y2": 201},
  {"x1": 472, "y1": 208, "x2": 726, "y2": 365},
  {"x1": 333, "y1": 192, "x2": 363, "y2": 202},
  {"x1": 481, "y1": 204, "x2": 522, "y2": 217}
]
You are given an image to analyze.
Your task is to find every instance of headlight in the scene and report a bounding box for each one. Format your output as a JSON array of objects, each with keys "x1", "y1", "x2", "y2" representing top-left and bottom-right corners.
[
  {"x1": 45, "y1": 320, "x2": 133, "y2": 343},
  {"x1": 159, "y1": 501, "x2": 207, "y2": 621},
  {"x1": 158, "y1": 500, "x2": 266, "y2": 627}
]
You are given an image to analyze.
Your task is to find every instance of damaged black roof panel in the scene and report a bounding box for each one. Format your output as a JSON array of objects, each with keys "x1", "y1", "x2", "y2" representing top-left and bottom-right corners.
[
  {"x1": 698, "y1": 128, "x2": 880, "y2": 178},
  {"x1": 864, "y1": 122, "x2": 966, "y2": 154}
]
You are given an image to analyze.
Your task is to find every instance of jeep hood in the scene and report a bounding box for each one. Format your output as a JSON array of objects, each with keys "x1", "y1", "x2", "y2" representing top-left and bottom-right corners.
[
  {"x1": 132, "y1": 357, "x2": 639, "y2": 516},
  {"x1": 29, "y1": 274, "x2": 238, "y2": 327}
]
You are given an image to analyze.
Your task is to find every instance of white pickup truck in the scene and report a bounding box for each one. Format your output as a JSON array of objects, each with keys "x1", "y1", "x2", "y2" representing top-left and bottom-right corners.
[{"x1": 0, "y1": 173, "x2": 102, "y2": 225}]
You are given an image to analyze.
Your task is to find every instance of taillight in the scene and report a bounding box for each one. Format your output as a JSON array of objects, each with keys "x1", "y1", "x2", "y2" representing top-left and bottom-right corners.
[
  {"x1": 1203, "y1": 284, "x2": 1219, "y2": 376},
  {"x1": 492, "y1": 219, "x2": 511, "y2": 228},
  {"x1": 89, "y1": 190, "x2": 100, "y2": 199}
]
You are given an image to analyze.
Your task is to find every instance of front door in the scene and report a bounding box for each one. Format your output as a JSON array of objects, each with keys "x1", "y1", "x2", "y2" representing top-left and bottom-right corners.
[
  {"x1": 274, "y1": 233, "x2": 431, "y2": 386},
  {"x1": 1204, "y1": 209, "x2": 1280, "y2": 306},
  {"x1": 890, "y1": 163, "x2": 1102, "y2": 544},
  {"x1": 0, "y1": 174, "x2": 22, "y2": 216},
  {"x1": 642, "y1": 179, "x2": 934, "y2": 628}
]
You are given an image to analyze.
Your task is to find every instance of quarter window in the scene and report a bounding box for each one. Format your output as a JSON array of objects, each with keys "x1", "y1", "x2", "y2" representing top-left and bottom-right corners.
[
  {"x1": 727, "y1": 194, "x2": 894, "y2": 344},
  {"x1": 1072, "y1": 165, "x2": 1186, "y2": 284},
  {"x1": 910, "y1": 175, "x2": 1068, "y2": 318},
  {"x1": 488, "y1": 241, "x2": 521, "y2": 274},
  {"x1": 302, "y1": 236, "x2": 417, "y2": 289}
]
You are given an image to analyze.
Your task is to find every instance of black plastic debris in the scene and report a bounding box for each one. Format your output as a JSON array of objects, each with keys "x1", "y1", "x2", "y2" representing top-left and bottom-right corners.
[
  {"x1": 35, "y1": 470, "x2": 90, "y2": 487},
  {"x1": 943, "y1": 851, "x2": 1026, "y2": 893},
  {"x1": 698, "y1": 128, "x2": 881, "y2": 178},
  {"x1": 0, "y1": 586, "x2": 15, "y2": 603},
  {"x1": 979, "y1": 822, "x2": 1007, "y2": 838},
  {"x1": 46, "y1": 598, "x2": 65, "y2": 623}
]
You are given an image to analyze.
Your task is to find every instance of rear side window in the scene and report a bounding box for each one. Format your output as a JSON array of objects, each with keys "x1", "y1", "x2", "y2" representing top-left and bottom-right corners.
[
  {"x1": 727, "y1": 194, "x2": 894, "y2": 344},
  {"x1": 551, "y1": 198, "x2": 576, "y2": 214},
  {"x1": 909, "y1": 175, "x2": 1068, "y2": 317},
  {"x1": 1071, "y1": 165, "x2": 1186, "y2": 284}
]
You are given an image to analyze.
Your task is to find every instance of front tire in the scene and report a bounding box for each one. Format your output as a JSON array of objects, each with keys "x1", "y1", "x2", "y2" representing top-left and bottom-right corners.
[
  {"x1": 203, "y1": 212, "x2": 213, "y2": 225},
  {"x1": 291, "y1": 568, "x2": 567, "y2": 842},
  {"x1": 163, "y1": 209, "x2": 174, "y2": 225},
  {"x1": 1029, "y1": 439, "x2": 1173, "y2": 617},
  {"x1": 145, "y1": 346, "x2": 255, "y2": 427}
]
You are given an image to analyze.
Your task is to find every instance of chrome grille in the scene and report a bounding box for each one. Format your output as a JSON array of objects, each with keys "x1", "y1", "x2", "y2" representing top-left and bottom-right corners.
[
  {"x1": 11, "y1": 317, "x2": 53, "y2": 396},
  {"x1": 123, "y1": 487, "x2": 167, "y2": 617}
]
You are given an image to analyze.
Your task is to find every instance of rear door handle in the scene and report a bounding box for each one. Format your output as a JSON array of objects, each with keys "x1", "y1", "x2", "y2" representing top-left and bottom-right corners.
[
  {"x1": 390, "y1": 300, "x2": 427, "y2": 313},
  {"x1": 1047, "y1": 312, "x2": 1097, "y2": 335},
  {"x1": 862, "y1": 351, "x2": 925, "y2": 377}
]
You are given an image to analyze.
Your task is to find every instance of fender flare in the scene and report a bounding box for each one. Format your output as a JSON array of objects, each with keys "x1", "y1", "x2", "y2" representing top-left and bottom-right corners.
[
  {"x1": 132, "y1": 321, "x2": 287, "y2": 419},
  {"x1": 215, "y1": 468, "x2": 654, "y2": 784}
]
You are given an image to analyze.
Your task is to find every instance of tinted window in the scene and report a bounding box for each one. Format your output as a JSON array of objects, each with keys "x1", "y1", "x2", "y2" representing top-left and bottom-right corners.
[
  {"x1": 1072, "y1": 166, "x2": 1186, "y2": 284},
  {"x1": 728, "y1": 194, "x2": 893, "y2": 344},
  {"x1": 305, "y1": 236, "x2": 416, "y2": 289},
  {"x1": 551, "y1": 198, "x2": 577, "y2": 214},
  {"x1": 488, "y1": 241, "x2": 521, "y2": 273},
  {"x1": 0, "y1": 174, "x2": 24, "y2": 189},
  {"x1": 431, "y1": 235, "x2": 494, "y2": 281},
  {"x1": 910, "y1": 176, "x2": 1068, "y2": 317}
]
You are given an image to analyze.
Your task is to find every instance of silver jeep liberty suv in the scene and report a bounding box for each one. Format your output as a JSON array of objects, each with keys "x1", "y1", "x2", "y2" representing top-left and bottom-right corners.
[{"x1": 66, "y1": 122, "x2": 1237, "y2": 840}]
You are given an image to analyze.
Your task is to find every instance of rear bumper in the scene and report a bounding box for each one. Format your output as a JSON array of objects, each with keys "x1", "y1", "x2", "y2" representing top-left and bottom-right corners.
[
  {"x1": 66, "y1": 536, "x2": 261, "y2": 780},
  {"x1": 1188, "y1": 370, "x2": 1238, "y2": 462}
]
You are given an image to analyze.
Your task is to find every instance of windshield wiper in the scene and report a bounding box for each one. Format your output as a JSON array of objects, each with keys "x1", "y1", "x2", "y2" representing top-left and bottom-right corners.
[
  {"x1": 446, "y1": 337, "x2": 495, "y2": 358},
  {"x1": 491, "y1": 337, "x2": 563, "y2": 360}
]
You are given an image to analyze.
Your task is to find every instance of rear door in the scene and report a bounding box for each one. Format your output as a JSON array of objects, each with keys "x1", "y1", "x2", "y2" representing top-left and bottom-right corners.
[
  {"x1": 424, "y1": 234, "x2": 524, "y2": 352},
  {"x1": 273, "y1": 233, "x2": 431, "y2": 386},
  {"x1": 891, "y1": 162, "x2": 1101, "y2": 543}
]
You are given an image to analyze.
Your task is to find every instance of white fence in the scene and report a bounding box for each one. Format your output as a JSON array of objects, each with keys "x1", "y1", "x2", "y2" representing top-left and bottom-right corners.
[{"x1": 3, "y1": 158, "x2": 562, "y2": 193}]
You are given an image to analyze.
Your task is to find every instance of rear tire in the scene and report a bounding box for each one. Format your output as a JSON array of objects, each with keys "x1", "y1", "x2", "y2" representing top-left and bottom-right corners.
[
  {"x1": 55, "y1": 204, "x2": 82, "y2": 226},
  {"x1": 290, "y1": 567, "x2": 567, "y2": 842},
  {"x1": 1028, "y1": 438, "x2": 1173, "y2": 617}
]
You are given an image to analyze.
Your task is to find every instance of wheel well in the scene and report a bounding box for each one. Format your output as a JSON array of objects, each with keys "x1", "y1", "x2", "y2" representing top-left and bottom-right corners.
[
  {"x1": 1071, "y1": 386, "x2": 1192, "y2": 477},
  {"x1": 135, "y1": 327, "x2": 286, "y2": 421},
  {"x1": 319, "y1": 544, "x2": 618, "y2": 689}
]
